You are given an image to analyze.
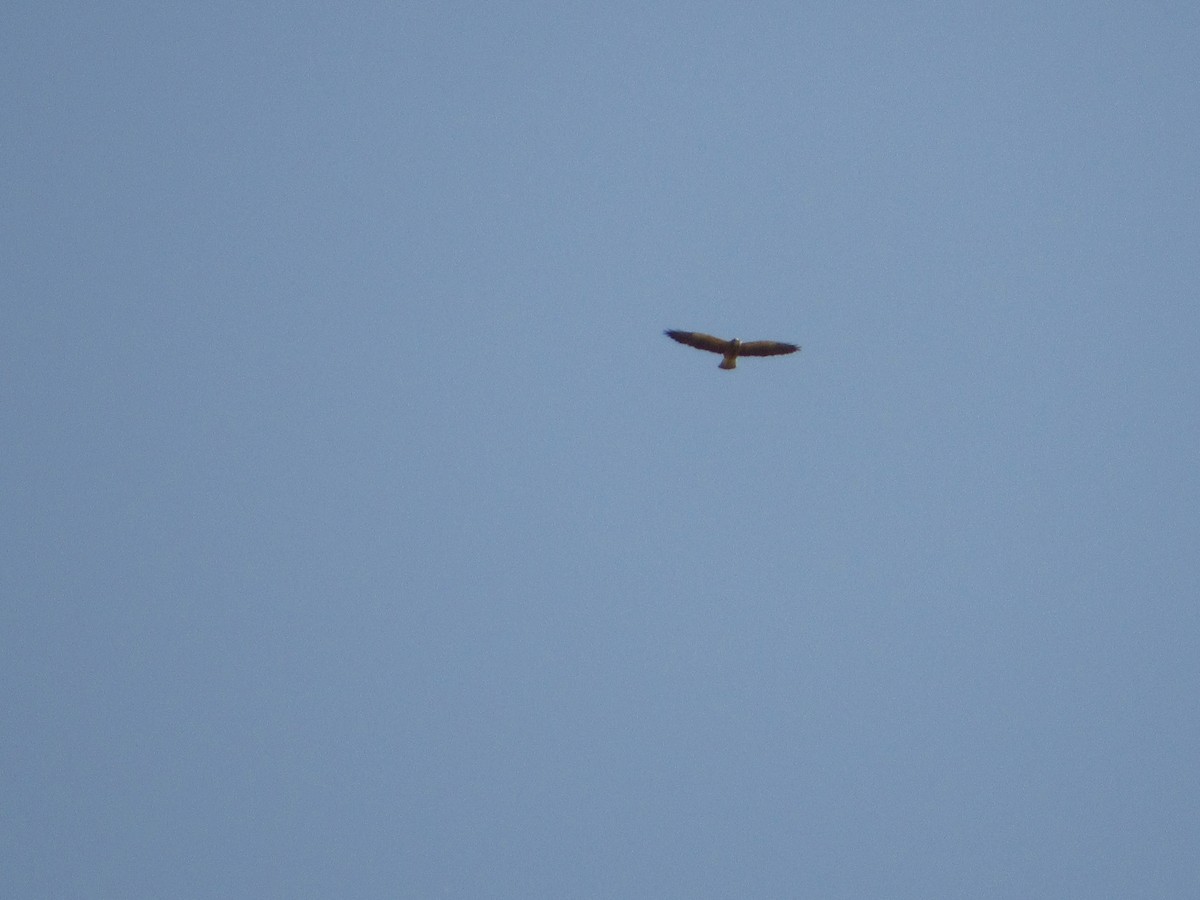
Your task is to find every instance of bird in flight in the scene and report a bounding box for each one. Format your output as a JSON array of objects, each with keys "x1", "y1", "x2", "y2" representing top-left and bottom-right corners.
[{"x1": 664, "y1": 330, "x2": 800, "y2": 370}]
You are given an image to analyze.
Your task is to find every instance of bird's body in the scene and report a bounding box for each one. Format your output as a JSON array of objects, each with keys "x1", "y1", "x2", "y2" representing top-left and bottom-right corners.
[{"x1": 664, "y1": 330, "x2": 800, "y2": 370}]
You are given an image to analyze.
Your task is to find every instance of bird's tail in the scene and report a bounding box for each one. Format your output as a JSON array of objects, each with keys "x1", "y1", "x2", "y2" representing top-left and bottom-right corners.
[{"x1": 719, "y1": 356, "x2": 737, "y2": 370}]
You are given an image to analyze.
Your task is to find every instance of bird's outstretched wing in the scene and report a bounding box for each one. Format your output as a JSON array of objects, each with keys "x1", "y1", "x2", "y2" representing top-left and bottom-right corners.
[
  {"x1": 664, "y1": 330, "x2": 733, "y2": 355},
  {"x1": 738, "y1": 340, "x2": 800, "y2": 357}
]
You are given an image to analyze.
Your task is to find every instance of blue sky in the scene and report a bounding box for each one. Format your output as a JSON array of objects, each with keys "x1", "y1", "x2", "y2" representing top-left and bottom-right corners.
[{"x1": 4, "y1": 2, "x2": 1199, "y2": 897}]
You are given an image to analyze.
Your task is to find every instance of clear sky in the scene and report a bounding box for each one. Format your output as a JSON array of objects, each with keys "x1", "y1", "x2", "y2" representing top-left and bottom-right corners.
[{"x1": 4, "y1": 2, "x2": 1199, "y2": 897}]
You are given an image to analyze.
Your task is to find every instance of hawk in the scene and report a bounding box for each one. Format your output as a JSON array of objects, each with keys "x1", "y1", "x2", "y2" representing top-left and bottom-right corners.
[{"x1": 665, "y1": 330, "x2": 800, "y2": 370}]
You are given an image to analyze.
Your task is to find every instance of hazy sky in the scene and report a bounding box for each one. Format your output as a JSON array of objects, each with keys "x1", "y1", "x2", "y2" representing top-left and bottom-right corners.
[{"x1": 5, "y1": 3, "x2": 1199, "y2": 897}]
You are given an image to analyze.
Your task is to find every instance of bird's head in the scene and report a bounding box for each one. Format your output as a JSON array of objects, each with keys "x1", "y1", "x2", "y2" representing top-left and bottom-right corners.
[{"x1": 729, "y1": 338, "x2": 741, "y2": 352}]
